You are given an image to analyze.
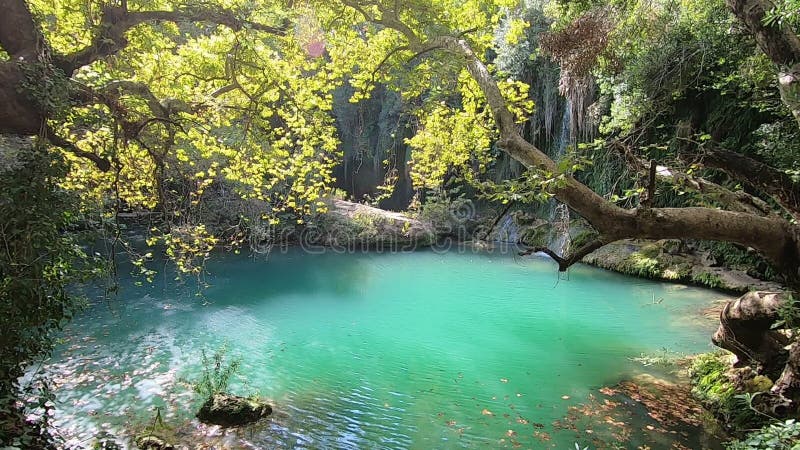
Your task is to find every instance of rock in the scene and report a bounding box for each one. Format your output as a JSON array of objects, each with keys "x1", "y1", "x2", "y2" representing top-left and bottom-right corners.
[
  {"x1": 134, "y1": 434, "x2": 175, "y2": 450},
  {"x1": 581, "y1": 239, "x2": 783, "y2": 293},
  {"x1": 196, "y1": 393, "x2": 272, "y2": 427},
  {"x1": 311, "y1": 199, "x2": 436, "y2": 249}
]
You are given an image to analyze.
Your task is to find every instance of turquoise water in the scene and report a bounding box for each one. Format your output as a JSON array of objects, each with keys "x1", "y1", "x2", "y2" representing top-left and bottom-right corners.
[{"x1": 47, "y1": 249, "x2": 726, "y2": 449}]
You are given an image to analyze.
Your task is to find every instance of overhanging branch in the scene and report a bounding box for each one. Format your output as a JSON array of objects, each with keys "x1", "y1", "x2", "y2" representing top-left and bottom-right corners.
[
  {"x1": 520, "y1": 238, "x2": 608, "y2": 272},
  {"x1": 56, "y1": 5, "x2": 289, "y2": 74},
  {"x1": 346, "y1": 4, "x2": 800, "y2": 280},
  {"x1": 43, "y1": 125, "x2": 111, "y2": 172}
]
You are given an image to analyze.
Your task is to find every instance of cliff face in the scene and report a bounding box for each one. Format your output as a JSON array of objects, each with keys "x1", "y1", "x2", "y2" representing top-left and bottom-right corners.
[{"x1": 331, "y1": 83, "x2": 414, "y2": 211}]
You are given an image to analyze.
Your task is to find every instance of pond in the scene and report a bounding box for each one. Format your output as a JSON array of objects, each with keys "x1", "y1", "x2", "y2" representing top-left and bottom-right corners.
[{"x1": 46, "y1": 248, "x2": 729, "y2": 449}]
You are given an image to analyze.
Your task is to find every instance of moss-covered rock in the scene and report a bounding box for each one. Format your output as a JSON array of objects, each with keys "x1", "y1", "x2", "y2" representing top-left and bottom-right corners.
[
  {"x1": 310, "y1": 199, "x2": 436, "y2": 249},
  {"x1": 196, "y1": 393, "x2": 272, "y2": 427},
  {"x1": 582, "y1": 239, "x2": 783, "y2": 293},
  {"x1": 689, "y1": 352, "x2": 767, "y2": 434},
  {"x1": 134, "y1": 434, "x2": 175, "y2": 450}
]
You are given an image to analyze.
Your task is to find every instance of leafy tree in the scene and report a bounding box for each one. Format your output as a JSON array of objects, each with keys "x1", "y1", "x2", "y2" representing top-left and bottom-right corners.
[
  {"x1": 0, "y1": 137, "x2": 102, "y2": 447},
  {"x1": 4, "y1": 0, "x2": 800, "y2": 428}
]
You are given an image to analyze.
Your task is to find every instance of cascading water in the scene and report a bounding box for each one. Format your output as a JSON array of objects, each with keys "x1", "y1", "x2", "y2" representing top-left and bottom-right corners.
[
  {"x1": 494, "y1": 213, "x2": 519, "y2": 244},
  {"x1": 547, "y1": 101, "x2": 572, "y2": 257}
]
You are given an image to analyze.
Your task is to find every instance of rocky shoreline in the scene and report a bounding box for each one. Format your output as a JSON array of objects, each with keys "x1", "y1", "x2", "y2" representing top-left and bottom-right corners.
[{"x1": 580, "y1": 239, "x2": 783, "y2": 294}]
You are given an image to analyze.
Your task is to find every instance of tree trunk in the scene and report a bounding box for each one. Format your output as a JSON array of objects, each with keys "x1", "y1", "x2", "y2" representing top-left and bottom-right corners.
[
  {"x1": 0, "y1": 63, "x2": 43, "y2": 135},
  {"x1": 712, "y1": 291, "x2": 789, "y2": 375},
  {"x1": 771, "y1": 342, "x2": 800, "y2": 415},
  {"x1": 726, "y1": 0, "x2": 800, "y2": 127},
  {"x1": 712, "y1": 291, "x2": 800, "y2": 416}
]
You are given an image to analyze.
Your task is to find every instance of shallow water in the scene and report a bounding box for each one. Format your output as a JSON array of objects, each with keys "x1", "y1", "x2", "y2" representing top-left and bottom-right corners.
[{"x1": 47, "y1": 248, "x2": 727, "y2": 449}]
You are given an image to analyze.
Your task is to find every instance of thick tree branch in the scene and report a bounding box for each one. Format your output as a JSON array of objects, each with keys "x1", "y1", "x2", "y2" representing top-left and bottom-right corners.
[
  {"x1": 520, "y1": 238, "x2": 608, "y2": 272},
  {"x1": 697, "y1": 145, "x2": 800, "y2": 219},
  {"x1": 0, "y1": 0, "x2": 43, "y2": 60},
  {"x1": 0, "y1": 64, "x2": 43, "y2": 135},
  {"x1": 348, "y1": 8, "x2": 800, "y2": 280}
]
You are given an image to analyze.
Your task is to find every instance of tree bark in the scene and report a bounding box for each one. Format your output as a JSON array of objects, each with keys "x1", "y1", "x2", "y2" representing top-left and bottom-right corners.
[
  {"x1": 700, "y1": 146, "x2": 800, "y2": 219},
  {"x1": 712, "y1": 291, "x2": 789, "y2": 374},
  {"x1": 0, "y1": 0, "x2": 43, "y2": 61},
  {"x1": 726, "y1": 0, "x2": 800, "y2": 126},
  {"x1": 0, "y1": 63, "x2": 43, "y2": 135},
  {"x1": 771, "y1": 342, "x2": 800, "y2": 415}
]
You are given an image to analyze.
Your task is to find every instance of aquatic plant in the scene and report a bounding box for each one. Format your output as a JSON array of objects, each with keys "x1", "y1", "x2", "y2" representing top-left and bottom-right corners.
[{"x1": 192, "y1": 346, "x2": 243, "y2": 400}]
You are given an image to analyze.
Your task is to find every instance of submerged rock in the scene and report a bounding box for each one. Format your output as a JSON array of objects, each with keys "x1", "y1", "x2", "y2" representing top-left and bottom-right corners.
[
  {"x1": 134, "y1": 434, "x2": 175, "y2": 450},
  {"x1": 196, "y1": 393, "x2": 272, "y2": 427}
]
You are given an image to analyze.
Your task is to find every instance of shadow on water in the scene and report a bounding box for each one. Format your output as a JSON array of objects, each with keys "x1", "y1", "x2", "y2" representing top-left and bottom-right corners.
[{"x1": 201, "y1": 250, "x2": 371, "y2": 306}]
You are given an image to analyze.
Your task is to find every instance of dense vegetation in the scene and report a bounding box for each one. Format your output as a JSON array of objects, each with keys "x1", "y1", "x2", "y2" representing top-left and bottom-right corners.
[{"x1": 2, "y1": 0, "x2": 800, "y2": 447}]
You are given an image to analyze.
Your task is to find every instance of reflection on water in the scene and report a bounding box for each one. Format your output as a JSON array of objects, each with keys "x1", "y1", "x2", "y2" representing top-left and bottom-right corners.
[{"x1": 46, "y1": 249, "x2": 729, "y2": 449}]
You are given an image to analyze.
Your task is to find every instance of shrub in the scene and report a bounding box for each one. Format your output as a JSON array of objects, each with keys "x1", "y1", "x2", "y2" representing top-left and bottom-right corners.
[
  {"x1": 192, "y1": 346, "x2": 242, "y2": 400},
  {"x1": 726, "y1": 419, "x2": 800, "y2": 450},
  {"x1": 618, "y1": 252, "x2": 662, "y2": 278},
  {"x1": 692, "y1": 271, "x2": 725, "y2": 290}
]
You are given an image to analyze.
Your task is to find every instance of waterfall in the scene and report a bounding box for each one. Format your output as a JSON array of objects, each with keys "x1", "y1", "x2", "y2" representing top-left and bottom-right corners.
[
  {"x1": 495, "y1": 213, "x2": 519, "y2": 244},
  {"x1": 547, "y1": 101, "x2": 572, "y2": 257}
]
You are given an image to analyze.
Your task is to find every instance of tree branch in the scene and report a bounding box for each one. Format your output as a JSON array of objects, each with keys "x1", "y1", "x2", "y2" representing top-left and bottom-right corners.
[
  {"x1": 0, "y1": 0, "x2": 43, "y2": 60},
  {"x1": 696, "y1": 145, "x2": 800, "y2": 219},
  {"x1": 610, "y1": 139, "x2": 774, "y2": 216},
  {"x1": 726, "y1": 0, "x2": 800, "y2": 66},
  {"x1": 43, "y1": 125, "x2": 111, "y2": 172},
  {"x1": 520, "y1": 238, "x2": 608, "y2": 272},
  {"x1": 56, "y1": 5, "x2": 288, "y2": 74},
  {"x1": 347, "y1": 7, "x2": 800, "y2": 280}
]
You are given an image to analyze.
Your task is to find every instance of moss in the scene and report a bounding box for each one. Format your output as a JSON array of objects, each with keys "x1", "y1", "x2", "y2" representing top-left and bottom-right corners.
[
  {"x1": 570, "y1": 229, "x2": 599, "y2": 249},
  {"x1": 689, "y1": 352, "x2": 764, "y2": 433},
  {"x1": 519, "y1": 225, "x2": 548, "y2": 247},
  {"x1": 638, "y1": 243, "x2": 662, "y2": 259},
  {"x1": 692, "y1": 271, "x2": 725, "y2": 289},
  {"x1": 745, "y1": 375, "x2": 773, "y2": 393},
  {"x1": 618, "y1": 252, "x2": 663, "y2": 279}
]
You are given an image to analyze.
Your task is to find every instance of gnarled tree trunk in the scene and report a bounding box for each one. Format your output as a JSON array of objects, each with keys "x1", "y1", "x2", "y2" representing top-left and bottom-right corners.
[{"x1": 713, "y1": 291, "x2": 789, "y2": 376}]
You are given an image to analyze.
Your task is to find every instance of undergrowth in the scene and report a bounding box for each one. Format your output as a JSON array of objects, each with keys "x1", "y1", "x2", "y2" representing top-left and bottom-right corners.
[{"x1": 690, "y1": 353, "x2": 766, "y2": 433}]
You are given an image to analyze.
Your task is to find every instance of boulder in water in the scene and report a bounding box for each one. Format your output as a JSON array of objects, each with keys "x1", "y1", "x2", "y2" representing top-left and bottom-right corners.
[
  {"x1": 134, "y1": 434, "x2": 174, "y2": 450},
  {"x1": 196, "y1": 393, "x2": 272, "y2": 427}
]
